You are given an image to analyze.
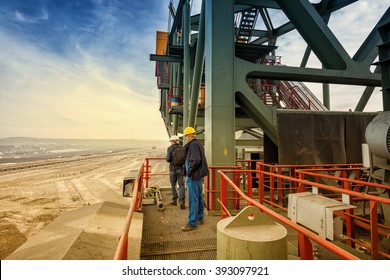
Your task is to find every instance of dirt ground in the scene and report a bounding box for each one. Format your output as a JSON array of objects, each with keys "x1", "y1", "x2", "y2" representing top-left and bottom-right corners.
[{"x1": 0, "y1": 147, "x2": 169, "y2": 259}]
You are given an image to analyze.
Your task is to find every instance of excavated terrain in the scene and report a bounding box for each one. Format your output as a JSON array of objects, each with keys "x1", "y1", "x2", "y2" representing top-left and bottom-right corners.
[{"x1": 0, "y1": 147, "x2": 168, "y2": 259}]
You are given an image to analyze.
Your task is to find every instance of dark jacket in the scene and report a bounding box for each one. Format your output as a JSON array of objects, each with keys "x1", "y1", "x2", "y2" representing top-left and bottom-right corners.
[
  {"x1": 166, "y1": 143, "x2": 184, "y2": 172},
  {"x1": 184, "y1": 138, "x2": 208, "y2": 180}
]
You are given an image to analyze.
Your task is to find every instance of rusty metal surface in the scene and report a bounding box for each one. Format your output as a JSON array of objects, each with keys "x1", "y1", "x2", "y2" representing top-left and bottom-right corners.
[
  {"x1": 140, "y1": 188, "x2": 220, "y2": 260},
  {"x1": 278, "y1": 111, "x2": 377, "y2": 165}
]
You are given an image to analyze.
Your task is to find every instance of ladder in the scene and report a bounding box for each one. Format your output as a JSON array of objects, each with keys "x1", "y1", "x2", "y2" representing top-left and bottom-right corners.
[{"x1": 236, "y1": 8, "x2": 259, "y2": 44}]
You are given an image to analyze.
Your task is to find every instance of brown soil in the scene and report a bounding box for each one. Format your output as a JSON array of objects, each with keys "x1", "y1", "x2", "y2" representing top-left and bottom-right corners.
[{"x1": 0, "y1": 147, "x2": 168, "y2": 259}]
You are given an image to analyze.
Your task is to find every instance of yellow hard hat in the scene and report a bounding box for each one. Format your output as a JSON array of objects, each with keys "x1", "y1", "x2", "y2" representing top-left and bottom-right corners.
[{"x1": 183, "y1": 126, "x2": 196, "y2": 136}]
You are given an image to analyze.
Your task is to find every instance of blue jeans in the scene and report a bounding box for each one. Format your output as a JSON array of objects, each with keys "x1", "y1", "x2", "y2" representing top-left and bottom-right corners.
[
  {"x1": 169, "y1": 169, "x2": 185, "y2": 204},
  {"x1": 186, "y1": 175, "x2": 204, "y2": 227}
]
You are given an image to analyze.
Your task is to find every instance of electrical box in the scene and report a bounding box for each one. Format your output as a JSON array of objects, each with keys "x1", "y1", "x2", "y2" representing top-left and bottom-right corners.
[{"x1": 288, "y1": 192, "x2": 355, "y2": 240}]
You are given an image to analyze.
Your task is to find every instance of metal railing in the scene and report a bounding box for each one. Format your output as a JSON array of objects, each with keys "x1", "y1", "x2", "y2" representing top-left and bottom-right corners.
[
  {"x1": 248, "y1": 80, "x2": 321, "y2": 110},
  {"x1": 113, "y1": 157, "x2": 168, "y2": 259},
  {"x1": 218, "y1": 169, "x2": 360, "y2": 260},
  {"x1": 113, "y1": 159, "x2": 145, "y2": 260},
  {"x1": 114, "y1": 157, "x2": 390, "y2": 260},
  {"x1": 217, "y1": 161, "x2": 390, "y2": 260}
]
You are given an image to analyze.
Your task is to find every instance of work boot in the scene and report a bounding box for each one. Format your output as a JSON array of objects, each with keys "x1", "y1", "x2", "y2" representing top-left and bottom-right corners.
[
  {"x1": 170, "y1": 201, "x2": 177, "y2": 206},
  {"x1": 180, "y1": 224, "x2": 197, "y2": 231},
  {"x1": 180, "y1": 203, "x2": 186, "y2": 209}
]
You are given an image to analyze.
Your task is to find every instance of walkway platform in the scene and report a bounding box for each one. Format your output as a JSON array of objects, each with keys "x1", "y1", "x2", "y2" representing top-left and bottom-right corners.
[
  {"x1": 6, "y1": 186, "x2": 365, "y2": 260},
  {"x1": 140, "y1": 188, "x2": 221, "y2": 260},
  {"x1": 140, "y1": 188, "x2": 303, "y2": 260}
]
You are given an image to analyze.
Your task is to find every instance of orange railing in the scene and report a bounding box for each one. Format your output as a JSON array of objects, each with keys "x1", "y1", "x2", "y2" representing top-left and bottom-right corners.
[
  {"x1": 295, "y1": 167, "x2": 390, "y2": 260},
  {"x1": 217, "y1": 161, "x2": 390, "y2": 260},
  {"x1": 248, "y1": 80, "x2": 320, "y2": 110},
  {"x1": 115, "y1": 157, "x2": 390, "y2": 260},
  {"x1": 113, "y1": 160, "x2": 145, "y2": 260},
  {"x1": 114, "y1": 157, "x2": 168, "y2": 260}
]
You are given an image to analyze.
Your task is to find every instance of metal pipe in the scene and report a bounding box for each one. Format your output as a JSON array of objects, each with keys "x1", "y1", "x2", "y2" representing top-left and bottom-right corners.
[
  {"x1": 189, "y1": 0, "x2": 205, "y2": 127},
  {"x1": 182, "y1": 0, "x2": 190, "y2": 128},
  {"x1": 155, "y1": 186, "x2": 165, "y2": 211},
  {"x1": 322, "y1": 82, "x2": 330, "y2": 109}
]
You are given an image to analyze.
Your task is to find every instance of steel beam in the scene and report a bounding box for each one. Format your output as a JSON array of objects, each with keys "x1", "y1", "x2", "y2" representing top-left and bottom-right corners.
[
  {"x1": 149, "y1": 54, "x2": 182, "y2": 63},
  {"x1": 189, "y1": 0, "x2": 205, "y2": 127},
  {"x1": 182, "y1": 0, "x2": 190, "y2": 129},
  {"x1": 275, "y1": 0, "x2": 350, "y2": 70},
  {"x1": 205, "y1": 0, "x2": 235, "y2": 166},
  {"x1": 240, "y1": 58, "x2": 381, "y2": 86}
]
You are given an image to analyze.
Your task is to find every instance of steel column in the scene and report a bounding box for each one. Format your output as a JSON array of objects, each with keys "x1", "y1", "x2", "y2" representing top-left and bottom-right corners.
[
  {"x1": 204, "y1": 0, "x2": 235, "y2": 167},
  {"x1": 189, "y1": 0, "x2": 205, "y2": 128},
  {"x1": 182, "y1": 0, "x2": 190, "y2": 128}
]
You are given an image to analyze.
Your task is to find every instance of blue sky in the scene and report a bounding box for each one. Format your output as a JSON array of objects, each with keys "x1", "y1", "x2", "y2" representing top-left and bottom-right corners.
[
  {"x1": 0, "y1": 0, "x2": 388, "y2": 140},
  {"x1": 0, "y1": 0, "x2": 169, "y2": 139}
]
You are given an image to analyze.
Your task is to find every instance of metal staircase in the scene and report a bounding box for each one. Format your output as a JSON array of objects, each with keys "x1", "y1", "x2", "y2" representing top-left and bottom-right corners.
[{"x1": 235, "y1": 7, "x2": 259, "y2": 44}]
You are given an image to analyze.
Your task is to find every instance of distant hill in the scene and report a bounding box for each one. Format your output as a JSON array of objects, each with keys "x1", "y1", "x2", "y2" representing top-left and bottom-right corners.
[{"x1": 0, "y1": 137, "x2": 166, "y2": 163}]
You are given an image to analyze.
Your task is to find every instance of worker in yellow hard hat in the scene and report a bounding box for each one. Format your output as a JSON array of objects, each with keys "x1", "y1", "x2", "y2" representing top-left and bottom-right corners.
[
  {"x1": 181, "y1": 126, "x2": 208, "y2": 231},
  {"x1": 183, "y1": 126, "x2": 196, "y2": 136}
]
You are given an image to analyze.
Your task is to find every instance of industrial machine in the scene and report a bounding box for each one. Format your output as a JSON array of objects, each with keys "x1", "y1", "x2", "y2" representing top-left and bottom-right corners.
[{"x1": 365, "y1": 111, "x2": 390, "y2": 226}]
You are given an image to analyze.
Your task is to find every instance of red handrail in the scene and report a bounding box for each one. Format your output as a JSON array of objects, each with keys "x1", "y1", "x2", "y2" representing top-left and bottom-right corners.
[
  {"x1": 217, "y1": 162, "x2": 390, "y2": 260},
  {"x1": 113, "y1": 157, "x2": 168, "y2": 259},
  {"x1": 218, "y1": 169, "x2": 360, "y2": 260},
  {"x1": 113, "y1": 160, "x2": 145, "y2": 260}
]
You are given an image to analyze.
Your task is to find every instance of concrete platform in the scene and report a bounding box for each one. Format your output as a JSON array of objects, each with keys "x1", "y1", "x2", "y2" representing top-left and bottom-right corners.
[{"x1": 6, "y1": 201, "x2": 142, "y2": 260}]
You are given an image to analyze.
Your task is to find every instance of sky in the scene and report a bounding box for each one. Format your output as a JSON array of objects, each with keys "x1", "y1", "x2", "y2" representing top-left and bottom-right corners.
[
  {"x1": 271, "y1": 0, "x2": 389, "y2": 111},
  {"x1": 0, "y1": 0, "x2": 389, "y2": 140},
  {"x1": 0, "y1": 0, "x2": 169, "y2": 140}
]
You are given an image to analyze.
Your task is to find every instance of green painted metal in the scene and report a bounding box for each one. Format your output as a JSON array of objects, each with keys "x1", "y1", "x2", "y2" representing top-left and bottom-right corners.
[
  {"x1": 149, "y1": 54, "x2": 182, "y2": 63},
  {"x1": 275, "y1": 0, "x2": 349, "y2": 70},
  {"x1": 378, "y1": 22, "x2": 390, "y2": 111},
  {"x1": 322, "y1": 83, "x2": 330, "y2": 110},
  {"x1": 189, "y1": 0, "x2": 205, "y2": 128},
  {"x1": 182, "y1": 0, "x2": 191, "y2": 129},
  {"x1": 204, "y1": 0, "x2": 235, "y2": 166},
  {"x1": 354, "y1": 86, "x2": 376, "y2": 112},
  {"x1": 170, "y1": 58, "x2": 177, "y2": 135},
  {"x1": 243, "y1": 60, "x2": 380, "y2": 86},
  {"x1": 151, "y1": 0, "x2": 389, "y2": 167}
]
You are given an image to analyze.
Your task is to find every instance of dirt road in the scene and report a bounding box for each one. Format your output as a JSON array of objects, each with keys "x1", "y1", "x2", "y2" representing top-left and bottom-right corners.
[{"x1": 0, "y1": 147, "x2": 168, "y2": 259}]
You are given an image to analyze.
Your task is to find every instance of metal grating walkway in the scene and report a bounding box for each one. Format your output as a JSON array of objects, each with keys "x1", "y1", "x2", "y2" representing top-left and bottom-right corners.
[
  {"x1": 140, "y1": 188, "x2": 221, "y2": 260},
  {"x1": 139, "y1": 188, "x2": 368, "y2": 260}
]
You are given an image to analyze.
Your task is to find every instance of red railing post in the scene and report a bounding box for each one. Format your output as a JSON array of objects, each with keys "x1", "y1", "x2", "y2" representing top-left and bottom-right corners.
[
  {"x1": 257, "y1": 166, "x2": 265, "y2": 204},
  {"x1": 270, "y1": 166, "x2": 275, "y2": 204},
  {"x1": 298, "y1": 232, "x2": 313, "y2": 260},
  {"x1": 212, "y1": 168, "x2": 216, "y2": 211},
  {"x1": 277, "y1": 167, "x2": 283, "y2": 205},
  {"x1": 205, "y1": 171, "x2": 210, "y2": 211},
  {"x1": 220, "y1": 172, "x2": 228, "y2": 218},
  {"x1": 145, "y1": 158, "x2": 150, "y2": 189},
  {"x1": 370, "y1": 201, "x2": 379, "y2": 260},
  {"x1": 247, "y1": 170, "x2": 253, "y2": 206},
  {"x1": 233, "y1": 171, "x2": 240, "y2": 210},
  {"x1": 298, "y1": 172, "x2": 305, "y2": 192},
  {"x1": 342, "y1": 177, "x2": 355, "y2": 247}
]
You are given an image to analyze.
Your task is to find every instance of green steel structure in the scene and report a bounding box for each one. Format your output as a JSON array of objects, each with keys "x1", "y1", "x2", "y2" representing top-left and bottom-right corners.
[{"x1": 151, "y1": 0, "x2": 390, "y2": 167}]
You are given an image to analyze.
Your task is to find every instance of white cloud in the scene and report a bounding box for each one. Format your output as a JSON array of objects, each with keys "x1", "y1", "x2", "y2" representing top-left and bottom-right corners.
[
  {"x1": 15, "y1": 11, "x2": 28, "y2": 22},
  {"x1": 0, "y1": 29, "x2": 167, "y2": 140},
  {"x1": 271, "y1": 0, "x2": 388, "y2": 112}
]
